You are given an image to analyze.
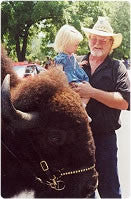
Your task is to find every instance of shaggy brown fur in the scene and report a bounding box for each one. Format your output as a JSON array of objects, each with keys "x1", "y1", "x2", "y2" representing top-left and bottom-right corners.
[
  {"x1": 12, "y1": 69, "x2": 87, "y2": 115},
  {"x1": 1, "y1": 46, "x2": 21, "y2": 87},
  {"x1": 11, "y1": 68, "x2": 95, "y2": 156},
  {"x1": 1, "y1": 50, "x2": 98, "y2": 198}
]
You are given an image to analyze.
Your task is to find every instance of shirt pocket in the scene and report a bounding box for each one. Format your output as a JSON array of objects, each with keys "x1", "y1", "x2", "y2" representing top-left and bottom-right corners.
[{"x1": 93, "y1": 75, "x2": 114, "y2": 92}]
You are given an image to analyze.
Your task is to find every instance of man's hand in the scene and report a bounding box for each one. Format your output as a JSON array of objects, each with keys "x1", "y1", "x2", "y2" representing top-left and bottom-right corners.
[
  {"x1": 72, "y1": 81, "x2": 94, "y2": 98},
  {"x1": 73, "y1": 81, "x2": 128, "y2": 110}
]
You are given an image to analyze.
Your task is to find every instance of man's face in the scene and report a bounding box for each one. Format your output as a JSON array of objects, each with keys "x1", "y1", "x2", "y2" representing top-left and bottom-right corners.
[{"x1": 89, "y1": 34, "x2": 113, "y2": 57}]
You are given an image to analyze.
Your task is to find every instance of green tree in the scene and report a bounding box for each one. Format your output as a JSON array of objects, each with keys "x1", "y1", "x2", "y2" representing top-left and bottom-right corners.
[
  {"x1": 1, "y1": 1, "x2": 130, "y2": 61},
  {"x1": 2, "y1": 2, "x2": 36, "y2": 61},
  {"x1": 75, "y1": 1, "x2": 130, "y2": 59},
  {"x1": 106, "y1": 1, "x2": 130, "y2": 59},
  {"x1": 1, "y1": 1, "x2": 68, "y2": 61}
]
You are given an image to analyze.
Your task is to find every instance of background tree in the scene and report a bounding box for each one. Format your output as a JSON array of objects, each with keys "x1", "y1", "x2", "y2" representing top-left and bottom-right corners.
[
  {"x1": 98, "y1": 1, "x2": 130, "y2": 59},
  {"x1": 2, "y1": 1, "x2": 37, "y2": 61},
  {"x1": 1, "y1": 1, "x2": 130, "y2": 62},
  {"x1": 1, "y1": 1, "x2": 68, "y2": 61}
]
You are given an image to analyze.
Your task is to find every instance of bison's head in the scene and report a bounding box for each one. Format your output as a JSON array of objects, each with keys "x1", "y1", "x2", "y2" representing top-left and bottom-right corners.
[{"x1": 2, "y1": 68, "x2": 97, "y2": 198}]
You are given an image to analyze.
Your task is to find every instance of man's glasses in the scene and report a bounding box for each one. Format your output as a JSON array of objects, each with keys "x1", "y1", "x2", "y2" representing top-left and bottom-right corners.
[{"x1": 89, "y1": 37, "x2": 113, "y2": 45}]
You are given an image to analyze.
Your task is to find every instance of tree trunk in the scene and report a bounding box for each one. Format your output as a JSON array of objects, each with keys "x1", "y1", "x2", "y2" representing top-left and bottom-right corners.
[
  {"x1": 15, "y1": 28, "x2": 29, "y2": 62},
  {"x1": 21, "y1": 30, "x2": 29, "y2": 61},
  {"x1": 15, "y1": 35, "x2": 23, "y2": 61}
]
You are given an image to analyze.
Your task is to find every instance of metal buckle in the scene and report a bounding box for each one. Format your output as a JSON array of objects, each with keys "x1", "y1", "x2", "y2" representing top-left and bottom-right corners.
[
  {"x1": 40, "y1": 160, "x2": 49, "y2": 172},
  {"x1": 46, "y1": 175, "x2": 65, "y2": 191}
]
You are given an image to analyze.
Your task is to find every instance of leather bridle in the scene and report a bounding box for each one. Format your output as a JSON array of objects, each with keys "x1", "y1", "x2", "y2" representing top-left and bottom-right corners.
[
  {"x1": 2, "y1": 139, "x2": 98, "y2": 195},
  {"x1": 37, "y1": 160, "x2": 96, "y2": 191}
]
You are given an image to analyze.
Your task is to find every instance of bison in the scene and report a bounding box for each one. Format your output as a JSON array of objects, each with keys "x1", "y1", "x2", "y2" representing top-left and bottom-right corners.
[{"x1": 1, "y1": 48, "x2": 98, "y2": 198}]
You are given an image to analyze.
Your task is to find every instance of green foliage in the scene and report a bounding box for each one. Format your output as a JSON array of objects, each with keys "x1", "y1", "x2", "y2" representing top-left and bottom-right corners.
[
  {"x1": 100, "y1": 1, "x2": 130, "y2": 59},
  {"x1": 1, "y1": 1, "x2": 130, "y2": 61}
]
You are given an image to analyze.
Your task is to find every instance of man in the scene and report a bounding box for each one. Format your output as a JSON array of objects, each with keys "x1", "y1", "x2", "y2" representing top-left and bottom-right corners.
[{"x1": 74, "y1": 17, "x2": 130, "y2": 198}]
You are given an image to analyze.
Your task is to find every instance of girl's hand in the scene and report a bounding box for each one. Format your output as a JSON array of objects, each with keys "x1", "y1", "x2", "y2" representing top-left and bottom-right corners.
[
  {"x1": 56, "y1": 64, "x2": 64, "y2": 71},
  {"x1": 79, "y1": 60, "x2": 88, "y2": 67}
]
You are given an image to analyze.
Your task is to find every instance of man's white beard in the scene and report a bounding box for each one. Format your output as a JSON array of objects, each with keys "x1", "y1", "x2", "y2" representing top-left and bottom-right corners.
[{"x1": 90, "y1": 49, "x2": 103, "y2": 57}]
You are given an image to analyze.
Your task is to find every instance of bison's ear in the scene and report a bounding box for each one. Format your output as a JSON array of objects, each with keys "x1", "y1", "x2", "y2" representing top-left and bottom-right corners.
[{"x1": 47, "y1": 129, "x2": 67, "y2": 146}]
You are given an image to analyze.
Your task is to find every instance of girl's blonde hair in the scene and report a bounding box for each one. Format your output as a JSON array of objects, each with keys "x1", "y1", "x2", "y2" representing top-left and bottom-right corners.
[{"x1": 54, "y1": 24, "x2": 83, "y2": 53}]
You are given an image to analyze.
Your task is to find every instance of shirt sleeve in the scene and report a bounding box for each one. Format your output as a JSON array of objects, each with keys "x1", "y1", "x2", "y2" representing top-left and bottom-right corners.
[
  {"x1": 76, "y1": 62, "x2": 89, "y2": 82},
  {"x1": 114, "y1": 61, "x2": 130, "y2": 110},
  {"x1": 82, "y1": 72, "x2": 89, "y2": 82},
  {"x1": 54, "y1": 57, "x2": 63, "y2": 65},
  {"x1": 54, "y1": 54, "x2": 66, "y2": 65}
]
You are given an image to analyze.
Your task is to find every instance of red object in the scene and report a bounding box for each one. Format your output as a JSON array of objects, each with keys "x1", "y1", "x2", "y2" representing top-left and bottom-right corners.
[{"x1": 13, "y1": 62, "x2": 34, "y2": 66}]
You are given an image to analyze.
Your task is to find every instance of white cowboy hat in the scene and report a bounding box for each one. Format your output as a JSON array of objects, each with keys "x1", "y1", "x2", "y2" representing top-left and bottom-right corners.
[{"x1": 82, "y1": 16, "x2": 122, "y2": 49}]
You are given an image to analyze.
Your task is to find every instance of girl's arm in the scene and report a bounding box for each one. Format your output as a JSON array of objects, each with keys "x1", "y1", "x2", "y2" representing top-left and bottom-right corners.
[{"x1": 55, "y1": 64, "x2": 64, "y2": 71}]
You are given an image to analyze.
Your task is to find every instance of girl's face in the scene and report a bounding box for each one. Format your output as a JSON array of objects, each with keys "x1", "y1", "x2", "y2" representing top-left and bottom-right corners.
[{"x1": 65, "y1": 42, "x2": 79, "y2": 55}]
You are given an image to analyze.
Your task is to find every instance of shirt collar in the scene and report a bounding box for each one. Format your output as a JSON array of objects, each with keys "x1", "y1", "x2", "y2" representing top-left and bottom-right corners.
[
  {"x1": 60, "y1": 52, "x2": 73, "y2": 58},
  {"x1": 87, "y1": 52, "x2": 111, "y2": 68}
]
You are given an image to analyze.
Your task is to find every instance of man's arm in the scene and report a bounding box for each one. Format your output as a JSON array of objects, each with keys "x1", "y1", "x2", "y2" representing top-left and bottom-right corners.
[{"x1": 74, "y1": 82, "x2": 128, "y2": 110}]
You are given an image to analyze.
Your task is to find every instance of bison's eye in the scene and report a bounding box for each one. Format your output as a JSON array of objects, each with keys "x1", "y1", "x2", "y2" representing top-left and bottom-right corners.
[
  {"x1": 48, "y1": 135, "x2": 61, "y2": 145},
  {"x1": 47, "y1": 129, "x2": 67, "y2": 146}
]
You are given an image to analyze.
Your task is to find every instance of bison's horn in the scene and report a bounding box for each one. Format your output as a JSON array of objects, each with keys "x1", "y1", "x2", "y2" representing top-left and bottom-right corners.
[{"x1": 1, "y1": 74, "x2": 39, "y2": 129}]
